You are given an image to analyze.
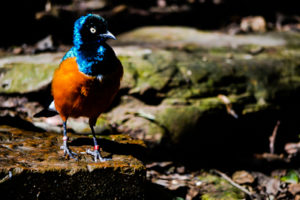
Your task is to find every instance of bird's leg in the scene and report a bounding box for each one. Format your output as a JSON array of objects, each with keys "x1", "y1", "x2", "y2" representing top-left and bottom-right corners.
[
  {"x1": 60, "y1": 121, "x2": 77, "y2": 160},
  {"x1": 86, "y1": 124, "x2": 110, "y2": 162}
]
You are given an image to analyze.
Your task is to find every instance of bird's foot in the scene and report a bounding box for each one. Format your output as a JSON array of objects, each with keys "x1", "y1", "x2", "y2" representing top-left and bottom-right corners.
[
  {"x1": 86, "y1": 145, "x2": 111, "y2": 162},
  {"x1": 60, "y1": 145, "x2": 78, "y2": 160},
  {"x1": 60, "y1": 137, "x2": 77, "y2": 160}
]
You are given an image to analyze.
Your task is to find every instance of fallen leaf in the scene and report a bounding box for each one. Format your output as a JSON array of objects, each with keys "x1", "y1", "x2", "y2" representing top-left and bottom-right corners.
[
  {"x1": 232, "y1": 170, "x2": 255, "y2": 184},
  {"x1": 153, "y1": 179, "x2": 169, "y2": 187},
  {"x1": 146, "y1": 161, "x2": 173, "y2": 169},
  {"x1": 186, "y1": 187, "x2": 200, "y2": 200},
  {"x1": 254, "y1": 172, "x2": 281, "y2": 195},
  {"x1": 240, "y1": 16, "x2": 267, "y2": 32},
  {"x1": 288, "y1": 183, "x2": 300, "y2": 195},
  {"x1": 266, "y1": 179, "x2": 281, "y2": 195},
  {"x1": 177, "y1": 166, "x2": 185, "y2": 174},
  {"x1": 285, "y1": 142, "x2": 300, "y2": 155},
  {"x1": 271, "y1": 169, "x2": 287, "y2": 178},
  {"x1": 281, "y1": 170, "x2": 299, "y2": 184}
]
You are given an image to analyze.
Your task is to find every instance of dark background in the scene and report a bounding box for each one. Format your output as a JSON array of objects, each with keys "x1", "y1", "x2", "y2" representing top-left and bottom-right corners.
[{"x1": 1, "y1": 0, "x2": 300, "y2": 47}]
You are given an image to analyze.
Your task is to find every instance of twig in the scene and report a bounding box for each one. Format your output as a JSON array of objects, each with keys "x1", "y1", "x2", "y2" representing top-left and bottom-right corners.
[
  {"x1": 218, "y1": 94, "x2": 238, "y2": 119},
  {"x1": 213, "y1": 169, "x2": 254, "y2": 199},
  {"x1": 0, "y1": 171, "x2": 12, "y2": 184},
  {"x1": 269, "y1": 120, "x2": 280, "y2": 154}
]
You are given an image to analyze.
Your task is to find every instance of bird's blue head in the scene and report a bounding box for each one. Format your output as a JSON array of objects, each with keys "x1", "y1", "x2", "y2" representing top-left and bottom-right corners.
[{"x1": 73, "y1": 14, "x2": 116, "y2": 47}]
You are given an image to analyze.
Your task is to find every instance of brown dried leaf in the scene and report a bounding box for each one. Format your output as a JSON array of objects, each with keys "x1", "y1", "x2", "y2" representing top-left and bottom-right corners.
[
  {"x1": 266, "y1": 179, "x2": 281, "y2": 195},
  {"x1": 232, "y1": 170, "x2": 255, "y2": 184},
  {"x1": 146, "y1": 161, "x2": 173, "y2": 169},
  {"x1": 176, "y1": 166, "x2": 185, "y2": 174},
  {"x1": 153, "y1": 179, "x2": 169, "y2": 188},
  {"x1": 169, "y1": 179, "x2": 187, "y2": 190},
  {"x1": 240, "y1": 16, "x2": 267, "y2": 32},
  {"x1": 254, "y1": 172, "x2": 281, "y2": 195},
  {"x1": 271, "y1": 169, "x2": 287, "y2": 178},
  {"x1": 186, "y1": 187, "x2": 200, "y2": 200},
  {"x1": 285, "y1": 142, "x2": 300, "y2": 155},
  {"x1": 288, "y1": 183, "x2": 300, "y2": 196}
]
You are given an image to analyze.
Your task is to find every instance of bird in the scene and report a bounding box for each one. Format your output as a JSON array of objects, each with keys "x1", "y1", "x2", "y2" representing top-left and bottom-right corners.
[{"x1": 46, "y1": 14, "x2": 123, "y2": 162}]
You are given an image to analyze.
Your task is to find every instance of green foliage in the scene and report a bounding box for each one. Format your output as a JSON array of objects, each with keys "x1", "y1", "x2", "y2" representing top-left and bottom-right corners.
[
  {"x1": 173, "y1": 197, "x2": 184, "y2": 200},
  {"x1": 281, "y1": 170, "x2": 299, "y2": 184}
]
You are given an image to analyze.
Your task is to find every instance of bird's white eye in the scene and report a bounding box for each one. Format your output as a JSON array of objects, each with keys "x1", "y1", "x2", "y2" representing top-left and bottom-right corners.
[{"x1": 90, "y1": 27, "x2": 96, "y2": 34}]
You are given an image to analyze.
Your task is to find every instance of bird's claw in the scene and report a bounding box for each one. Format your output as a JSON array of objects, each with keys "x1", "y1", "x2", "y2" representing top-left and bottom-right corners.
[
  {"x1": 86, "y1": 149, "x2": 111, "y2": 162},
  {"x1": 60, "y1": 145, "x2": 78, "y2": 160}
]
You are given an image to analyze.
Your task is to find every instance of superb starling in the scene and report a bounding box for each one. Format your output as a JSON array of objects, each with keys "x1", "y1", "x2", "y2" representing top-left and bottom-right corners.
[{"x1": 50, "y1": 14, "x2": 123, "y2": 162}]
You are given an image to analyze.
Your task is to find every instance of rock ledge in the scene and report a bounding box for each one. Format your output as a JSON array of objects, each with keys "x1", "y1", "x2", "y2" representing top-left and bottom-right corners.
[{"x1": 0, "y1": 125, "x2": 145, "y2": 200}]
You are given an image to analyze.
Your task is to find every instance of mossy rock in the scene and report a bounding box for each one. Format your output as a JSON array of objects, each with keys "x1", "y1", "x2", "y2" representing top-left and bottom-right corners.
[
  {"x1": 116, "y1": 26, "x2": 286, "y2": 48},
  {"x1": 0, "y1": 125, "x2": 145, "y2": 200},
  {"x1": 0, "y1": 63, "x2": 57, "y2": 93},
  {"x1": 0, "y1": 53, "x2": 62, "y2": 93},
  {"x1": 168, "y1": 48, "x2": 300, "y2": 101},
  {"x1": 117, "y1": 32, "x2": 300, "y2": 110},
  {"x1": 155, "y1": 97, "x2": 224, "y2": 144},
  {"x1": 119, "y1": 49, "x2": 176, "y2": 94},
  {"x1": 156, "y1": 105, "x2": 201, "y2": 144},
  {"x1": 3, "y1": 28, "x2": 300, "y2": 166}
]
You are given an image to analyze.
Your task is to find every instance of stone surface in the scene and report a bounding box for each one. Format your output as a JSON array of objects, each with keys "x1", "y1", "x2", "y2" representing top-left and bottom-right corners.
[
  {"x1": 113, "y1": 28, "x2": 300, "y2": 148},
  {"x1": 2, "y1": 27, "x2": 300, "y2": 166},
  {"x1": 0, "y1": 125, "x2": 145, "y2": 200},
  {"x1": 0, "y1": 53, "x2": 63, "y2": 93},
  {"x1": 116, "y1": 26, "x2": 286, "y2": 48}
]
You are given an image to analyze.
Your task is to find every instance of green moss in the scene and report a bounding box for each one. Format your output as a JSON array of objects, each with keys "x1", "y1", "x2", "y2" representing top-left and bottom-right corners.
[
  {"x1": 0, "y1": 62, "x2": 57, "y2": 93},
  {"x1": 177, "y1": 61, "x2": 210, "y2": 84},
  {"x1": 118, "y1": 32, "x2": 300, "y2": 106},
  {"x1": 123, "y1": 50, "x2": 176, "y2": 94},
  {"x1": 281, "y1": 31, "x2": 300, "y2": 49},
  {"x1": 160, "y1": 98, "x2": 189, "y2": 105},
  {"x1": 118, "y1": 56, "x2": 138, "y2": 89},
  {"x1": 208, "y1": 46, "x2": 234, "y2": 54},
  {"x1": 167, "y1": 86, "x2": 201, "y2": 99},
  {"x1": 192, "y1": 97, "x2": 223, "y2": 111},
  {"x1": 156, "y1": 105, "x2": 202, "y2": 144},
  {"x1": 199, "y1": 174, "x2": 245, "y2": 200},
  {"x1": 146, "y1": 122, "x2": 165, "y2": 144}
]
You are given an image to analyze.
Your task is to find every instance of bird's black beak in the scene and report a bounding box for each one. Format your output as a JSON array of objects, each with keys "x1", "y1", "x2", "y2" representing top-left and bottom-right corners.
[{"x1": 100, "y1": 31, "x2": 116, "y2": 40}]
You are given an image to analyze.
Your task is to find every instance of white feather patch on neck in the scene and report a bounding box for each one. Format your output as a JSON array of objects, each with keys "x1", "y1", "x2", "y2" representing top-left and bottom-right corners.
[{"x1": 97, "y1": 74, "x2": 103, "y2": 82}]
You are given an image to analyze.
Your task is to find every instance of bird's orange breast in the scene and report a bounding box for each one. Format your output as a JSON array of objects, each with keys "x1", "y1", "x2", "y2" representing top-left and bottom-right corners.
[{"x1": 52, "y1": 57, "x2": 123, "y2": 122}]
